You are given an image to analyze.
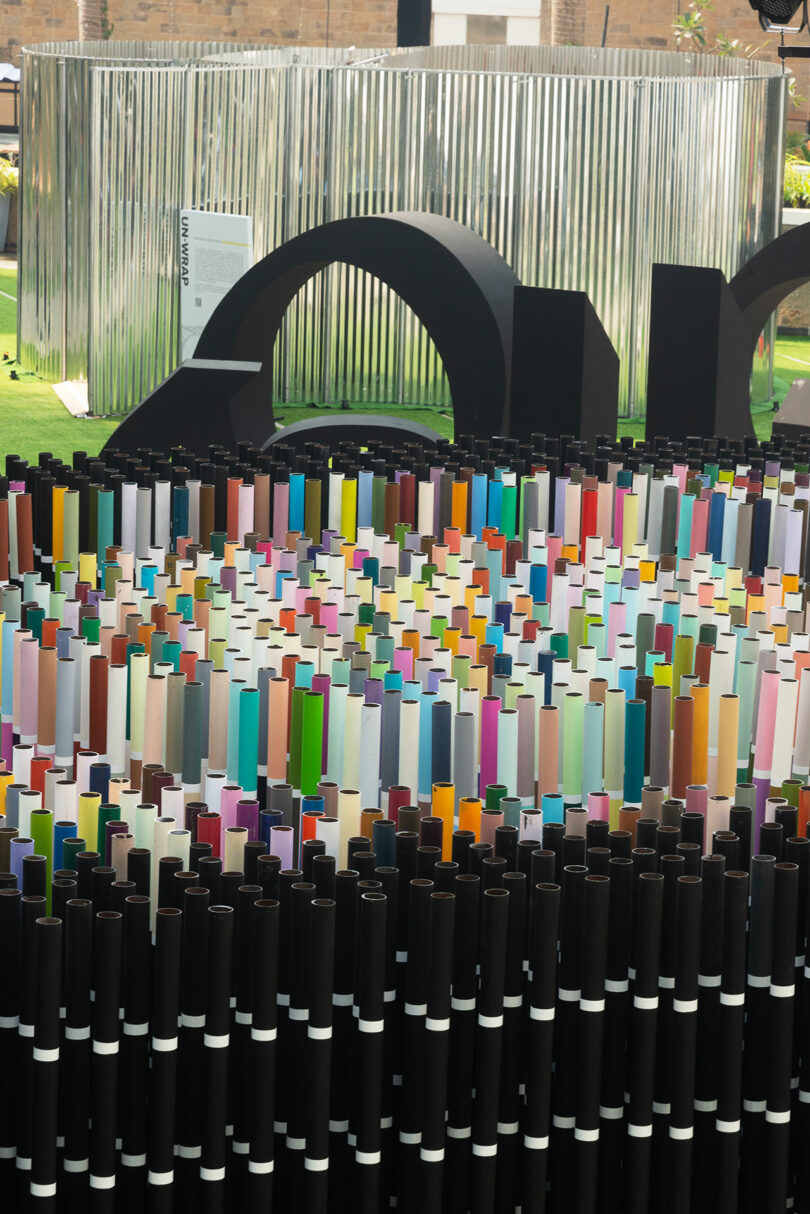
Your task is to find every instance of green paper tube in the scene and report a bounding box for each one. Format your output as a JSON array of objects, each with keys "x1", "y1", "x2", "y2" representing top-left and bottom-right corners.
[
  {"x1": 227, "y1": 678, "x2": 243, "y2": 784},
  {"x1": 238, "y1": 687, "x2": 261, "y2": 799},
  {"x1": 672, "y1": 635, "x2": 695, "y2": 723},
  {"x1": 372, "y1": 477, "x2": 386, "y2": 533},
  {"x1": 210, "y1": 531, "x2": 226, "y2": 560},
  {"x1": 501, "y1": 484, "x2": 517, "y2": 540},
  {"x1": 604, "y1": 688, "x2": 626, "y2": 825},
  {"x1": 735, "y1": 660, "x2": 758, "y2": 780},
  {"x1": 623, "y1": 698, "x2": 646, "y2": 805},
  {"x1": 563, "y1": 691, "x2": 585, "y2": 806},
  {"x1": 636, "y1": 614, "x2": 656, "y2": 675},
  {"x1": 97, "y1": 804, "x2": 118, "y2": 855},
  {"x1": 431, "y1": 614, "x2": 448, "y2": 640},
  {"x1": 176, "y1": 594, "x2": 194, "y2": 621},
  {"x1": 289, "y1": 686, "x2": 306, "y2": 793},
  {"x1": 181, "y1": 680, "x2": 203, "y2": 797},
  {"x1": 680, "y1": 614, "x2": 699, "y2": 642},
  {"x1": 165, "y1": 671, "x2": 186, "y2": 777},
  {"x1": 585, "y1": 618, "x2": 605, "y2": 656},
  {"x1": 375, "y1": 635, "x2": 394, "y2": 665},
  {"x1": 61, "y1": 837, "x2": 85, "y2": 872},
  {"x1": 82, "y1": 616, "x2": 100, "y2": 644},
  {"x1": 549, "y1": 632, "x2": 568, "y2": 661},
  {"x1": 452, "y1": 655, "x2": 471, "y2": 687},
  {"x1": 49, "y1": 591, "x2": 66, "y2": 620},
  {"x1": 394, "y1": 523, "x2": 411, "y2": 548},
  {"x1": 567, "y1": 607, "x2": 586, "y2": 662},
  {"x1": 97, "y1": 490, "x2": 114, "y2": 562},
  {"x1": 331, "y1": 658, "x2": 351, "y2": 686},
  {"x1": 423, "y1": 564, "x2": 437, "y2": 587},
  {"x1": 501, "y1": 797, "x2": 520, "y2": 829},
  {"x1": 734, "y1": 783, "x2": 757, "y2": 811},
  {"x1": 301, "y1": 691, "x2": 325, "y2": 797},
  {"x1": 781, "y1": 779, "x2": 802, "y2": 809},
  {"x1": 134, "y1": 805, "x2": 155, "y2": 851},
  {"x1": 645, "y1": 650, "x2": 664, "y2": 678},
  {"x1": 63, "y1": 489, "x2": 80, "y2": 565},
  {"x1": 698, "y1": 623, "x2": 718, "y2": 649},
  {"x1": 534, "y1": 603, "x2": 551, "y2": 627},
  {"x1": 103, "y1": 563, "x2": 122, "y2": 600},
  {"x1": 54, "y1": 561, "x2": 73, "y2": 593},
  {"x1": 676, "y1": 494, "x2": 694, "y2": 560},
  {"x1": 30, "y1": 808, "x2": 54, "y2": 912},
  {"x1": 163, "y1": 641, "x2": 181, "y2": 672},
  {"x1": 485, "y1": 785, "x2": 507, "y2": 812}
]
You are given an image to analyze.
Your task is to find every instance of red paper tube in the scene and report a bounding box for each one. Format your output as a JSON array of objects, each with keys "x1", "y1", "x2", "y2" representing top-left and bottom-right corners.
[
  {"x1": 0, "y1": 497, "x2": 8, "y2": 583},
  {"x1": 15, "y1": 492, "x2": 34, "y2": 576},
  {"x1": 226, "y1": 478, "x2": 242, "y2": 543},
  {"x1": 672, "y1": 695, "x2": 695, "y2": 801},
  {"x1": 88, "y1": 654, "x2": 110, "y2": 757},
  {"x1": 197, "y1": 810, "x2": 222, "y2": 858}
]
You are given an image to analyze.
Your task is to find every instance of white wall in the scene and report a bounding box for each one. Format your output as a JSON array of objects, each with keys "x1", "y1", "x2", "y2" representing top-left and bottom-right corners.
[{"x1": 432, "y1": 0, "x2": 541, "y2": 44}]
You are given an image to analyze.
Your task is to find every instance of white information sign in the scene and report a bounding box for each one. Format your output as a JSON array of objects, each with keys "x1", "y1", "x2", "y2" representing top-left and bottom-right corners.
[{"x1": 179, "y1": 209, "x2": 254, "y2": 359}]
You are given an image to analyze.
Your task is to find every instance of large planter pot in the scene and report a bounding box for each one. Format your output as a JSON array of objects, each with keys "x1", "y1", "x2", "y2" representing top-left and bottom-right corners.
[
  {"x1": 0, "y1": 193, "x2": 9, "y2": 251},
  {"x1": 782, "y1": 206, "x2": 810, "y2": 227}
]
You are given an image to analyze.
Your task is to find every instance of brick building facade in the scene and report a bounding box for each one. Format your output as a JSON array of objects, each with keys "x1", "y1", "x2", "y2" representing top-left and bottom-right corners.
[
  {"x1": 0, "y1": 1, "x2": 399, "y2": 65},
  {"x1": 5, "y1": 0, "x2": 808, "y2": 125}
]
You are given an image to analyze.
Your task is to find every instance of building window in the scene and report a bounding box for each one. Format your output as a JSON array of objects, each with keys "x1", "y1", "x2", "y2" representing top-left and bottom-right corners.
[{"x1": 467, "y1": 15, "x2": 508, "y2": 43}]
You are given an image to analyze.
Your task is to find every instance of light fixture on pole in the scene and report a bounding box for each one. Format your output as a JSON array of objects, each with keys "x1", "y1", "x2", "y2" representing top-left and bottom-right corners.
[{"x1": 748, "y1": 0, "x2": 806, "y2": 32}]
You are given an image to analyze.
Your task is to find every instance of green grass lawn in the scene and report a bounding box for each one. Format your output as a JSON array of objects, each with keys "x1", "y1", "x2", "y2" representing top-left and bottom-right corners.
[
  {"x1": 0, "y1": 267, "x2": 119, "y2": 464},
  {"x1": 0, "y1": 265, "x2": 785, "y2": 465}
]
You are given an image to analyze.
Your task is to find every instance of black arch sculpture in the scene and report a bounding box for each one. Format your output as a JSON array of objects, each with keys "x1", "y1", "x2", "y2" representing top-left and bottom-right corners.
[
  {"x1": 646, "y1": 223, "x2": 810, "y2": 442},
  {"x1": 729, "y1": 223, "x2": 810, "y2": 351},
  {"x1": 106, "y1": 213, "x2": 520, "y2": 458}
]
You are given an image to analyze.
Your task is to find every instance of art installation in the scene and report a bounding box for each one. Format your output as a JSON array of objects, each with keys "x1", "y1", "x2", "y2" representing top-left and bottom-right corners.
[
  {"x1": 19, "y1": 41, "x2": 785, "y2": 418},
  {"x1": 6, "y1": 31, "x2": 810, "y2": 1214},
  {"x1": 0, "y1": 427, "x2": 808, "y2": 1211}
]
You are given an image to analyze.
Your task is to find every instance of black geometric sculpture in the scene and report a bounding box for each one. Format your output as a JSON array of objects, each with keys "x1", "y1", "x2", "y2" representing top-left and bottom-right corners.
[
  {"x1": 105, "y1": 359, "x2": 262, "y2": 458},
  {"x1": 264, "y1": 413, "x2": 446, "y2": 451},
  {"x1": 102, "y1": 212, "x2": 519, "y2": 458},
  {"x1": 646, "y1": 264, "x2": 752, "y2": 442},
  {"x1": 509, "y1": 286, "x2": 619, "y2": 445}
]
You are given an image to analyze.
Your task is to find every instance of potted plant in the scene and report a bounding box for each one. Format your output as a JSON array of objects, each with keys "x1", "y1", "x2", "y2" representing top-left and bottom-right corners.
[{"x1": 0, "y1": 159, "x2": 18, "y2": 252}]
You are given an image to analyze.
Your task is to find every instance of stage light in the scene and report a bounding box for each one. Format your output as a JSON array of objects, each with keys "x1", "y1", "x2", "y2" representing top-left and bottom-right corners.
[{"x1": 748, "y1": 0, "x2": 806, "y2": 33}]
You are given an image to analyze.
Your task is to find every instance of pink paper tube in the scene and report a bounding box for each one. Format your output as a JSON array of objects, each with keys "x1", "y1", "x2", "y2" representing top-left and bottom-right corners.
[
  {"x1": 272, "y1": 483, "x2": 289, "y2": 547},
  {"x1": 480, "y1": 809, "x2": 503, "y2": 848},
  {"x1": 516, "y1": 694, "x2": 536, "y2": 801},
  {"x1": 19, "y1": 638, "x2": 40, "y2": 745},
  {"x1": 607, "y1": 601, "x2": 627, "y2": 659},
  {"x1": 270, "y1": 824, "x2": 294, "y2": 870},
  {"x1": 705, "y1": 795, "x2": 730, "y2": 840},
  {"x1": 685, "y1": 784, "x2": 708, "y2": 817},
  {"x1": 614, "y1": 486, "x2": 628, "y2": 554},
  {"x1": 320, "y1": 602, "x2": 338, "y2": 633},
  {"x1": 537, "y1": 705, "x2": 559, "y2": 798},
  {"x1": 393, "y1": 647, "x2": 414, "y2": 682},
  {"x1": 753, "y1": 667, "x2": 781, "y2": 832},
  {"x1": 237, "y1": 484, "x2": 255, "y2": 547},
  {"x1": 219, "y1": 784, "x2": 243, "y2": 848},
  {"x1": 587, "y1": 791, "x2": 610, "y2": 820},
  {"x1": 565, "y1": 806, "x2": 588, "y2": 836},
  {"x1": 479, "y1": 696, "x2": 500, "y2": 797}
]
